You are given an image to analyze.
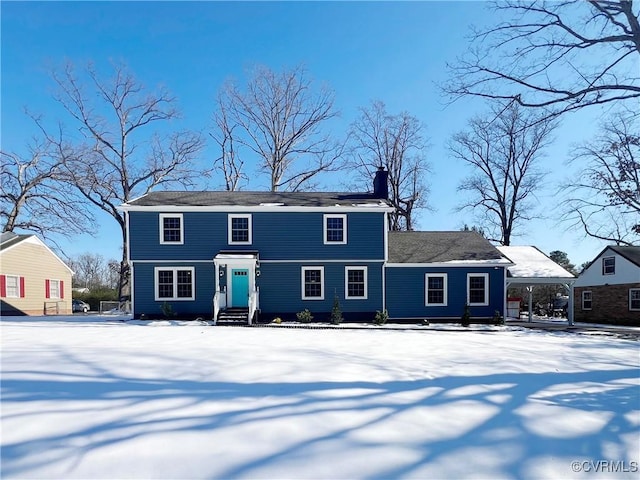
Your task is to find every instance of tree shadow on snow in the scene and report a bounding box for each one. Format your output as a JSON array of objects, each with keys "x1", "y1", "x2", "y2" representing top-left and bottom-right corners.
[{"x1": 1, "y1": 347, "x2": 639, "y2": 479}]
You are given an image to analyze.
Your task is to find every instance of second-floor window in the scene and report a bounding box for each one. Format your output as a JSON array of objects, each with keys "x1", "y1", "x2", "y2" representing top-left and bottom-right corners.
[
  {"x1": 602, "y1": 256, "x2": 615, "y2": 275},
  {"x1": 229, "y1": 214, "x2": 252, "y2": 245},
  {"x1": 324, "y1": 214, "x2": 347, "y2": 244},
  {"x1": 160, "y1": 214, "x2": 183, "y2": 244}
]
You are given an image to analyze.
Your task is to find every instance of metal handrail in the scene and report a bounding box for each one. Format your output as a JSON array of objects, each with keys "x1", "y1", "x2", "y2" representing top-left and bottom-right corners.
[
  {"x1": 248, "y1": 286, "x2": 259, "y2": 325},
  {"x1": 213, "y1": 290, "x2": 220, "y2": 325}
]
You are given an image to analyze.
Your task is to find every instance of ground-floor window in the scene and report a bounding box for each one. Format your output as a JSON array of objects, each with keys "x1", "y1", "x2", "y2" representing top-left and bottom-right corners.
[
  {"x1": 5, "y1": 275, "x2": 20, "y2": 298},
  {"x1": 467, "y1": 273, "x2": 488, "y2": 306},
  {"x1": 629, "y1": 289, "x2": 640, "y2": 311},
  {"x1": 425, "y1": 274, "x2": 447, "y2": 306},
  {"x1": 582, "y1": 291, "x2": 592, "y2": 310},
  {"x1": 155, "y1": 267, "x2": 195, "y2": 301},
  {"x1": 46, "y1": 279, "x2": 63, "y2": 299},
  {"x1": 345, "y1": 267, "x2": 367, "y2": 299},
  {"x1": 302, "y1": 267, "x2": 324, "y2": 300}
]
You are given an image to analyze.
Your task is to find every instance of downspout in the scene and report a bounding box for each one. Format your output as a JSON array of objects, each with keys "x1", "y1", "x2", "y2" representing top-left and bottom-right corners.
[
  {"x1": 382, "y1": 211, "x2": 389, "y2": 313},
  {"x1": 125, "y1": 210, "x2": 134, "y2": 317},
  {"x1": 503, "y1": 268, "x2": 508, "y2": 321}
]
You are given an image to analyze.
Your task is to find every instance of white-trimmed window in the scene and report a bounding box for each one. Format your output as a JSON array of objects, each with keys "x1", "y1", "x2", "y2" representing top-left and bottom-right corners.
[
  {"x1": 47, "y1": 279, "x2": 62, "y2": 299},
  {"x1": 302, "y1": 267, "x2": 324, "y2": 300},
  {"x1": 629, "y1": 289, "x2": 640, "y2": 311},
  {"x1": 5, "y1": 275, "x2": 20, "y2": 298},
  {"x1": 155, "y1": 267, "x2": 195, "y2": 301},
  {"x1": 228, "y1": 214, "x2": 252, "y2": 245},
  {"x1": 602, "y1": 256, "x2": 615, "y2": 275},
  {"x1": 467, "y1": 273, "x2": 489, "y2": 306},
  {"x1": 582, "y1": 291, "x2": 593, "y2": 310},
  {"x1": 425, "y1": 274, "x2": 448, "y2": 306},
  {"x1": 324, "y1": 214, "x2": 347, "y2": 244},
  {"x1": 160, "y1": 214, "x2": 183, "y2": 244},
  {"x1": 345, "y1": 266, "x2": 368, "y2": 300}
]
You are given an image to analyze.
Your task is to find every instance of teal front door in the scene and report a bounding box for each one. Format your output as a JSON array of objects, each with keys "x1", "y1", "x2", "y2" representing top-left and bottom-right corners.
[{"x1": 231, "y1": 269, "x2": 249, "y2": 307}]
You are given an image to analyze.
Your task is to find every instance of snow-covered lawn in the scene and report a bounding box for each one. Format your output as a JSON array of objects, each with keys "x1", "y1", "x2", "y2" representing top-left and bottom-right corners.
[{"x1": 1, "y1": 316, "x2": 639, "y2": 479}]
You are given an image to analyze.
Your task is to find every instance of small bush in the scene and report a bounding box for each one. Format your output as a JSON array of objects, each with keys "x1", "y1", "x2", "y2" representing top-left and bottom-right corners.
[
  {"x1": 161, "y1": 302, "x2": 175, "y2": 318},
  {"x1": 331, "y1": 294, "x2": 343, "y2": 325},
  {"x1": 493, "y1": 310, "x2": 504, "y2": 325},
  {"x1": 296, "y1": 309, "x2": 313, "y2": 323},
  {"x1": 272, "y1": 317, "x2": 282, "y2": 324},
  {"x1": 374, "y1": 309, "x2": 388, "y2": 325},
  {"x1": 461, "y1": 303, "x2": 471, "y2": 327}
]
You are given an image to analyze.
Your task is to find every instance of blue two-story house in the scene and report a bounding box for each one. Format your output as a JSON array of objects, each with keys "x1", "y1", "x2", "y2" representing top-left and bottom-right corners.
[{"x1": 120, "y1": 169, "x2": 511, "y2": 323}]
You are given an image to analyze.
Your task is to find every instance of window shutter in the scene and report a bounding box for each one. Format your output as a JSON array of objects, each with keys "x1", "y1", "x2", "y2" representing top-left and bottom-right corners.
[
  {"x1": 60, "y1": 280, "x2": 64, "y2": 299},
  {"x1": 0, "y1": 275, "x2": 6, "y2": 297},
  {"x1": 20, "y1": 277, "x2": 25, "y2": 298},
  {"x1": 45, "y1": 279, "x2": 50, "y2": 299}
]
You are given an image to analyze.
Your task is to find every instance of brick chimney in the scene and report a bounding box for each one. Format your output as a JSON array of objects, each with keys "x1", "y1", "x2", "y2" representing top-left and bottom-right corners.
[{"x1": 373, "y1": 166, "x2": 389, "y2": 199}]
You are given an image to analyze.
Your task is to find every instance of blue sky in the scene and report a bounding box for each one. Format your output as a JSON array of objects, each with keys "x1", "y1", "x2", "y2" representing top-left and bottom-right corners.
[{"x1": 2, "y1": 1, "x2": 606, "y2": 267}]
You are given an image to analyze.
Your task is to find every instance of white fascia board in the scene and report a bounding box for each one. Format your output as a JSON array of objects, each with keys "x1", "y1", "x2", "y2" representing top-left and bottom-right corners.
[
  {"x1": 1, "y1": 235, "x2": 75, "y2": 275},
  {"x1": 118, "y1": 204, "x2": 395, "y2": 213},
  {"x1": 506, "y1": 277, "x2": 576, "y2": 285},
  {"x1": 260, "y1": 259, "x2": 384, "y2": 264},
  {"x1": 386, "y1": 261, "x2": 513, "y2": 268}
]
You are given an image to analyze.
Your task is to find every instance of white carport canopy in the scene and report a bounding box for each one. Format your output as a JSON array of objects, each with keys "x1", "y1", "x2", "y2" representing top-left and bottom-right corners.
[{"x1": 497, "y1": 246, "x2": 577, "y2": 325}]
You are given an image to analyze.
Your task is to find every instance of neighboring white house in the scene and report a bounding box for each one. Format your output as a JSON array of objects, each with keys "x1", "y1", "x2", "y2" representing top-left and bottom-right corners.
[{"x1": 573, "y1": 246, "x2": 640, "y2": 325}]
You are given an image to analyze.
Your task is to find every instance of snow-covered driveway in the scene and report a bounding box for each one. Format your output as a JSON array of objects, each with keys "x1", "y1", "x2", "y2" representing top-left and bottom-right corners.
[{"x1": 1, "y1": 317, "x2": 639, "y2": 479}]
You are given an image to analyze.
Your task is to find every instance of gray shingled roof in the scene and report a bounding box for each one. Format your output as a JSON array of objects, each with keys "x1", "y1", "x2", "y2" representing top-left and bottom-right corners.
[
  {"x1": 0, "y1": 232, "x2": 30, "y2": 250},
  {"x1": 125, "y1": 191, "x2": 388, "y2": 208},
  {"x1": 608, "y1": 246, "x2": 640, "y2": 268},
  {"x1": 388, "y1": 231, "x2": 506, "y2": 263}
]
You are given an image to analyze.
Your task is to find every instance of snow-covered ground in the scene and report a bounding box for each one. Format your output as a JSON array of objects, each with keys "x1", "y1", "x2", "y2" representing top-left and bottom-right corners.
[{"x1": 1, "y1": 315, "x2": 639, "y2": 479}]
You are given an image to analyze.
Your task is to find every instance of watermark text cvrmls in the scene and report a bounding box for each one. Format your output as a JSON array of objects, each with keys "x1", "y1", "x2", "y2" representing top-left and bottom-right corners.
[{"x1": 571, "y1": 460, "x2": 638, "y2": 473}]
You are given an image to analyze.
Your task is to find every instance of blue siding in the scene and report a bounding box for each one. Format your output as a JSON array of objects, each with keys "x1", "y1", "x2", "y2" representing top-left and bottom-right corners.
[
  {"x1": 257, "y1": 262, "x2": 384, "y2": 320},
  {"x1": 128, "y1": 211, "x2": 385, "y2": 261},
  {"x1": 385, "y1": 266, "x2": 505, "y2": 319},
  {"x1": 132, "y1": 262, "x2": 215, "y2": 318},
  {"x1": 132, "y1": 260, "x2": 384, "y2": 320}
]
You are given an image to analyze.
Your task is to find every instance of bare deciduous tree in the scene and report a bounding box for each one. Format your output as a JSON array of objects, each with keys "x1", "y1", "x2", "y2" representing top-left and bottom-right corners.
[
  {"x1": 215, "y1": 65, "x2": 342, "y2": 191},
  {"x1": 50, "y1": 62, "x2": 204, "y2": 298},
  {"x1": 68, "y1": 252, "x2": 118, "y2": 290},
  {"x1": 349, "y1": 101, "x2": 430, "y2": 231},
  {"x1": 562, "y1": 111, "x2": 639, "y2": 245},
  {"x1": 448, "y1": 102, "x2": 557, "y2": 245},
  {"x1": 210, "y1": 93, "x2": 248, "y2": 191},
  {"x1": 0, "y1": 130, "x2": 93, "y2": 242},
  {"x1": 445, "y1": 0, "x2": 640, "y2": 117}
]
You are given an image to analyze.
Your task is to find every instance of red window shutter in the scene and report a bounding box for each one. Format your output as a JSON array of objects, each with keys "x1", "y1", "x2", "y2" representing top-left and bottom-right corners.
[
  {"x1": 0, "y1": 275, "x2": 6, "y2": 297},
  {"x1": 60, "y1": 280, "x2": 64, "y2": 299},
  {"x1": 45, "y1": 279, "x2": 50, "y2": 299},
  {"x1": 20, "y1": 277, "x2": 25, "y2": 298}
]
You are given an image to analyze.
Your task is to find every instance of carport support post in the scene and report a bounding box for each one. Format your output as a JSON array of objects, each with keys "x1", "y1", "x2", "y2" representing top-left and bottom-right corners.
[
  {"x1": 526, "y1": 286, "x2": 534, "y2": 323},
  {"x1": 565, "y1": 283, "x2": 574, "y2": 326}
]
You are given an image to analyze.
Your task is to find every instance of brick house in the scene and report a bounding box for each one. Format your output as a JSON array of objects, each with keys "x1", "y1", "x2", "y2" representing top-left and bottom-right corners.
[{"x1": 573, "y1": 246, "x2": 640, "y2": 326}]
